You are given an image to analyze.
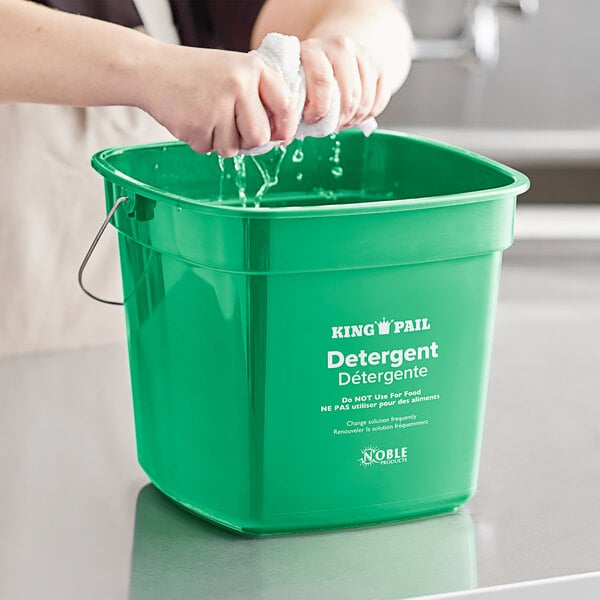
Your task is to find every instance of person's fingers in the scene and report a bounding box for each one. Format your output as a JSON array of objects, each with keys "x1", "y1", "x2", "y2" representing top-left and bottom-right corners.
[
  {"x1": 370, "y1": 76, "x2": 392, "y2": 118},
  {"x1": 351, "y1": 52, "x2": 378, "y2": 125},
  {"x1": 212, "y1": 109, "x2": 241, "y2": 157},
  {"x1": 323, "y1": 36, "x2": 362, "y2": 128},
  {"x1": 235, "y1": 96, "x2": 271, "y2": 150},
  {"x1": 258, "y1": 66, "x2": 296, "y2": 143},
  {"x1": 179, "y1": 122, "x2": 214, "y2": 154},
  {"x1": 300, "y1": 40, "x2": 336, "y2": 125}
]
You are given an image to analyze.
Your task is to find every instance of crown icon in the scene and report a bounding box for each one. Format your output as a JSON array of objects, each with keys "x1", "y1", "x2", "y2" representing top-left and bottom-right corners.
[{"x1": 375, "y1": 317, "x2": 393, "y2": 335}]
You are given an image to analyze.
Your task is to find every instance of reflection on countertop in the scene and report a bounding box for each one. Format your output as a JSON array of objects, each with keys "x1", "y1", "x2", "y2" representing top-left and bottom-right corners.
[
  {"x1": 0, "y1": 238, "x2": 599, "y2": 600},
  {"x1": 129, "y1": 486, "x2": 476, "y2": 600}
]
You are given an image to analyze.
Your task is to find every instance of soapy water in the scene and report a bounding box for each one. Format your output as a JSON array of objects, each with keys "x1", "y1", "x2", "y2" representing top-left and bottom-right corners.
[
  {"x1": 214, "y1": 134, "x2": 351, "y2": 207},
  {"x1": 250, "y1": 146, "x2": 287, "y2": 206},
  {"x1": 216, "y1": 146, "x2": 287, "y2": 207},
  {"x1": 232, "y1": 155, "x2": 247, "y2": 206},
  {"x1": 313, "y1": 187, "x2": 337, "y2": 202},
  {"x1": 217, "y1": 155, "x2": 226, "y2": 202}
]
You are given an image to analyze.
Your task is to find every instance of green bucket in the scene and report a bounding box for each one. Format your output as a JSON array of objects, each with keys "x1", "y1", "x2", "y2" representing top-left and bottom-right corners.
[{"x1": 91, "y1": 130, "x2": 529, "y2": 535}]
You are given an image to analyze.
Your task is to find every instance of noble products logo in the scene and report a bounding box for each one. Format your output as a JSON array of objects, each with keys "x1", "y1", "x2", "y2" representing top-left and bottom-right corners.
[{"x1": 358, "y1": 446, "x2": 408, "y2": 467}]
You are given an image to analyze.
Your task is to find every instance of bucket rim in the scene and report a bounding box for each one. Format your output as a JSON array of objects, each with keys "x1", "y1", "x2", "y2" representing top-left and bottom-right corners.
[{"x1": 91, "y1": 130, "x2": 530, "y2": 218}]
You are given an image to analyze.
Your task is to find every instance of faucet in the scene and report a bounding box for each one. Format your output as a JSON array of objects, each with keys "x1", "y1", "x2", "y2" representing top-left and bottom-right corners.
[{"x1": 408, "y1": 0, "x2": 539, "y2": 68}]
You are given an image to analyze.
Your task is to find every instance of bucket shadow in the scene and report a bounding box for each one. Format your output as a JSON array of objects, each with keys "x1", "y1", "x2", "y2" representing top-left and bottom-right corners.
[{"x1": 128, "y1": 485, "x2": 477, "y2": 600}]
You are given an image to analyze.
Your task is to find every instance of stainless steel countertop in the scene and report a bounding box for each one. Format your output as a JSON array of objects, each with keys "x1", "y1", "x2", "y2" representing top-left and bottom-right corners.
[{"x1": 1, "y1": 239, "x2": 599, "y2": 600}]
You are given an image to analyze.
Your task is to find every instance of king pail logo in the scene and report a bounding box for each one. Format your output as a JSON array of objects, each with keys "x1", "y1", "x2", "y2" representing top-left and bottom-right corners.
[
  {"x1": 358, "y1": 446, "x2": 408, "y2": 467},
  {"x1": 376, "y1": 318, "x2": 393, "y2": 335},
  {"x1": 331, "y1": 317, "x2": 430, "y2": 339}
]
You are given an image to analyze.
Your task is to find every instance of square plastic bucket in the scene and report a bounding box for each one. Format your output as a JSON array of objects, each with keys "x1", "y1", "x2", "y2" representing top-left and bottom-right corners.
[{"x1": 91, "y1": 130, "x2": 529, "y2": 535}]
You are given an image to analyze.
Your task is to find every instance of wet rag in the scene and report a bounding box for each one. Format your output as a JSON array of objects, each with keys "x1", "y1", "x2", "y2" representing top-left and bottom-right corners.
[{"x1": 244, "y1": 32, "x2": 377, "y2": 155}]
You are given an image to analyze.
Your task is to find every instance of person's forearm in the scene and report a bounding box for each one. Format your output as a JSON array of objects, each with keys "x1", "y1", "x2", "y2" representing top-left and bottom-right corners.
[
  {"x1": 0, "y1": 0, "x2": 296, "y2": 155},
  {"x1": 299, "y1": 0, "x2": 411, "y2": 93},
  {"x1": 252, "y1": 0, "x2": 412, "y2": 92},
  {"x1": 0, "y1": 0, "x2": 157, "y2": 106}
]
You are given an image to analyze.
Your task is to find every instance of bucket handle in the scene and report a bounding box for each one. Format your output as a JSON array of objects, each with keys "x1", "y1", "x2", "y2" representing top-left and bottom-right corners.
[{"x1": 78, "y1": 196, "x2": 128, "y2": 306}]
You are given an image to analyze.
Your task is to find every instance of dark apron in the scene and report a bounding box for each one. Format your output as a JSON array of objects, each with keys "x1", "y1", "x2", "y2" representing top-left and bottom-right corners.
[{"x1": 34, "y1": 0, "x2": 267, "y2": 51}]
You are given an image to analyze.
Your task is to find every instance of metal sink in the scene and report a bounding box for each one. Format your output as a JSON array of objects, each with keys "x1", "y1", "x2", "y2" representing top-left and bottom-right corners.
[{"x1": 380, "y1": 0, "x2": 600, "y2": 204}]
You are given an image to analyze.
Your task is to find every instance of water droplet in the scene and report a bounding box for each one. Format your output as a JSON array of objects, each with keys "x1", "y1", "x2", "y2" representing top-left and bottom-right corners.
[
  {"x1": 292, "y1": 148, "x2": 304, "y2": 163},
  {"x1": 314, "y1": 187, "x2": 337, "y2": 202},
  {"x1": 153, "y1": 163, "x2": 159, "y2": 170},
  {"x1": 296, "y1": 172, "x2": 303, "y2": 181},
  {"x1": 176, "y1": 206, "x2": 182, "y2": 212},
  {"x1": 328, "y1": 136, "x2": 342, "y2": 176}
]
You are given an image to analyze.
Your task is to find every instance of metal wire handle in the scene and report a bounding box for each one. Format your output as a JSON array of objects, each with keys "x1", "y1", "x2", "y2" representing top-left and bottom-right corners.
[{"x1": 78, "y1": 196, "x2": 128, "y2": 306}]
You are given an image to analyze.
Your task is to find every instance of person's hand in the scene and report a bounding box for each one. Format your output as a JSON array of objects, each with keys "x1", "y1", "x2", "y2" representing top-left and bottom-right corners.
[
  {"x1": 300, "y1": 35, "x2": 391, "y2": 131},
  {"x1": 138, "y1": 45, "x2": 297, "y2": 156}
]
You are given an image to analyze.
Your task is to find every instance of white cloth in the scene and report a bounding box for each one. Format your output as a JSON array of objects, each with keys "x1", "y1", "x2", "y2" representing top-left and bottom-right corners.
[{"x1": 245, "y1": 33, "x2": 377, "y2": 155}]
